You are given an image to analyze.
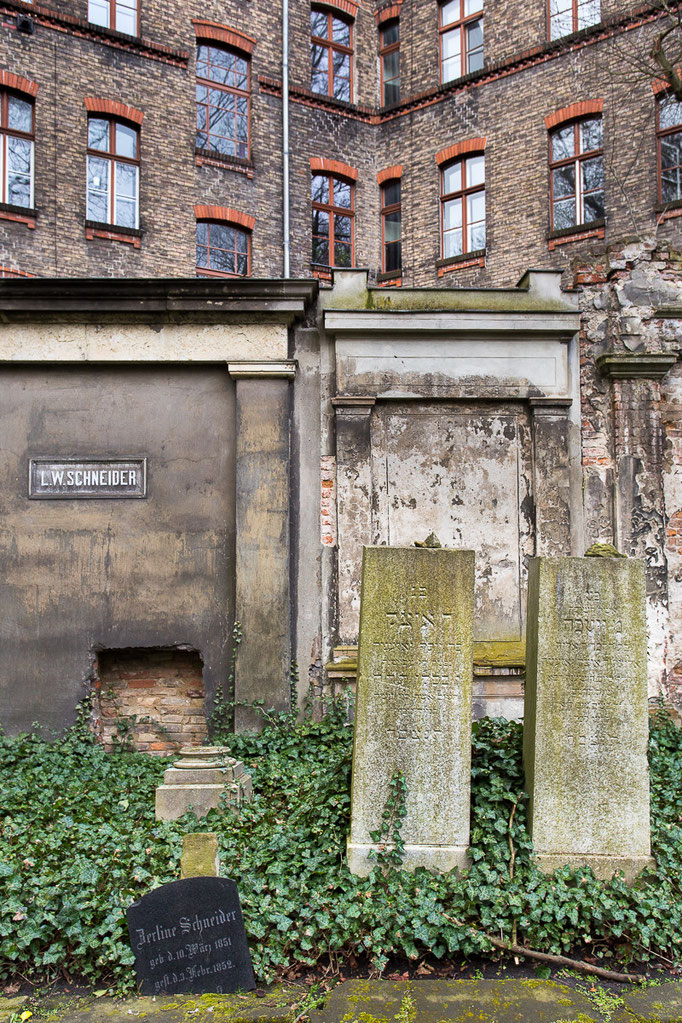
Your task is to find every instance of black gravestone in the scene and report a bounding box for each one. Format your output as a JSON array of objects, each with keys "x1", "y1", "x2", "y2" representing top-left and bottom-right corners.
[{"x1": 126, "y1": 877, "x2": 256, "y2": 995}]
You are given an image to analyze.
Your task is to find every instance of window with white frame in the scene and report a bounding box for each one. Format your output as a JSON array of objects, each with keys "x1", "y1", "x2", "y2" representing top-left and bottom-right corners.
[
  {"x1": 88, "y1": 0, "x2": 138, "y2": 36},
  {"x1": 86, "y1": 117, "x2": 139, "y2": 228},
  {"x1": 0, "y1": 90, "x2": 34, "y2": 209}
]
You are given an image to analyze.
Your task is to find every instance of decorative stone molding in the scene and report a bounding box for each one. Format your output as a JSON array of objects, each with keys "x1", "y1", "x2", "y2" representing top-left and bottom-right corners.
[
  {"x1": 228, "y1": 361, "x2": 296, "y2": 378},
  {"x1": 597, "y1": 353, "x2": 678, "y2": 380}
]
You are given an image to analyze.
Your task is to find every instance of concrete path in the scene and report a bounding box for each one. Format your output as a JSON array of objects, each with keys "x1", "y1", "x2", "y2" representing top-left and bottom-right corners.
[{"x1": 3, "y1": 977, "x2": 682, "y2": 1022}]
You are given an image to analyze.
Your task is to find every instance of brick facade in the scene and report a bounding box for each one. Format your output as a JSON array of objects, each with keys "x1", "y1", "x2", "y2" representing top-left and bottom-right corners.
[{"x1": 0, "y1": 0, "x2": 679, "y2": 283}]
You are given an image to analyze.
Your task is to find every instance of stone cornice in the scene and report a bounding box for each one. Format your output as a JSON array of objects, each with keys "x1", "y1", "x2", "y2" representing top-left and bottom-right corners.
[{"x1": 596, "y1": 352, "x2": 678, "y2": 380}]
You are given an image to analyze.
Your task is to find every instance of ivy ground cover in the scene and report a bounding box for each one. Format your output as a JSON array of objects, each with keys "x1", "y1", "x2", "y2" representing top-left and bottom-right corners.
[{"x1": 1, "y1": 702, "x2": 681, "y2": 993}]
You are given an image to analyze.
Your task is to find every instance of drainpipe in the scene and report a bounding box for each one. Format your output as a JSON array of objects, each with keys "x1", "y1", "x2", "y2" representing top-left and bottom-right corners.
[{"x1": 282, "y1": 0, "x2": 291, "y2": 277}]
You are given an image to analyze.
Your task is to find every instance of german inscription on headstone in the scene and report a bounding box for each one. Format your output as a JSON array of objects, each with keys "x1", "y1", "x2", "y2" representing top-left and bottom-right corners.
[
  {"x1": 523, "y1": 556, "x2": 654, "y2": 881},
  {"x1": 347, "y1": 546, "x2": 474, "y2": 875},
  {"x1": 127, "y1": 877, "x2": 255, "y2": 995},
  {"x1": 29, "y1": 458, "x2": 147, "y2": 499}
]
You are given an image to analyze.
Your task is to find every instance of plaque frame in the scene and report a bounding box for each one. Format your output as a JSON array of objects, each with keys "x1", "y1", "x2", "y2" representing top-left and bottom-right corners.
[{"x1": 28, "y1": 456, "x2": 148, "y2": 500}]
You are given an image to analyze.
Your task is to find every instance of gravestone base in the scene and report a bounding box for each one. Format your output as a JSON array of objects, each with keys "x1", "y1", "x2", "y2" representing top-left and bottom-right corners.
[
  {"x1": 347, "y1": 841, "x2": 470, "y2": 877},
  {"x1": 155, "y1": 746, "x2": 252, "y2": 822},
  {"x1": 534, "y1": 852, "x2": 655, "y2": 883}
]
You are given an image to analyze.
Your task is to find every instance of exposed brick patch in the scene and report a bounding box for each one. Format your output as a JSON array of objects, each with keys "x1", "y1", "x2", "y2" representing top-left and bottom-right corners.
[
  {"x1": 544, "y1": 98, "x2": 604, "y2": 130},
  {"x1": 321, "y1": 455, "x2": 337, "y2": 547},
  {"x1": 435, "y1": 137, "x2": 487, "y2": 165},
  {"x1": 192, "y1": 20, "x2": 256, "y2": 55},
  {"x1": 93, "y1": 648, "x2": 207, "y2": 753},
  {"x1": 84, "y1": 96, "x2": 144, "y2": 124},
  {"x1": 194, "y1": 204, "x2": 256, "y2": 230},
  {"x1": 0, "y1": 69, "x2": 38, "y2": 96},
  {"x1": 667, "y1": 510, "x2": 682, "y2": 553}
]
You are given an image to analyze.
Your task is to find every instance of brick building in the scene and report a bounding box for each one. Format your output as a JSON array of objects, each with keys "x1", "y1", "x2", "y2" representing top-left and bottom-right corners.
[{"x1": 2, "y1": 0, "x2": 682, "y2": 745}]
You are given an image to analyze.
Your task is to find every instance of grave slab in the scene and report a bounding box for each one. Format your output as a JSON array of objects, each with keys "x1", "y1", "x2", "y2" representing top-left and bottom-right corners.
[
  {"x1": 523, "y1": 556, "x2": 654, "y2": 880},
  {"x1": 348, "y1": 546, "x2": 474, "y2": 875}
]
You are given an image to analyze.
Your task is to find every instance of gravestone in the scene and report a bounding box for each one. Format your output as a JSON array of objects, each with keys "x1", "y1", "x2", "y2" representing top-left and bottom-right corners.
[
  {"x1": 524, "y1": 556, "x2": 654, "y2": 881},
  {"x1": 181, "y1": 833, "x2": 219, "y2": 878},
  {"x1": 347, "y1": 545, "x2": 474, "y2": 875},
  {"x1": 155, "y1": 746, "x2": 252, "y2": 821},
  {"x1": 127, "y1": 876, "x2": 255, "y2": 995}
]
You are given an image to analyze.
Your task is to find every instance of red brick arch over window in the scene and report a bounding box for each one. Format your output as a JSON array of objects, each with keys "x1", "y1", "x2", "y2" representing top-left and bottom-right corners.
[
  {"x1": 0, "y1": 71, "x2": 38, "y2": 98},
  {"x1": 377, "y1": 164, "x2": 402, "y2": 184},
  {"x1": 84, "y1": 97, "x2": 144, "y2": 125},
  {"x1": 315, "y1": 0, "x2": 359, "y2": 17},
  {"x1": 192, "y1": 20, "x2": 256, "y2": 56},
  {"x1": 375, "y1": 3, "x2": 402, "y2": 25},
  {"x1": 545, "y1": 99, "x2": 603, "y2": 131},
  {"x1": 653, "y1": 75, "x2": 682, "y2": 96},
  {"x1": 310, "y1": 157, "x2": 358, "y2": 181},
  {"x1": 194, "y1": 204, "x2": 256, "y2": 231},
  {"x1": 435, "y1": 137, "x2": 487, "y2": 166}
]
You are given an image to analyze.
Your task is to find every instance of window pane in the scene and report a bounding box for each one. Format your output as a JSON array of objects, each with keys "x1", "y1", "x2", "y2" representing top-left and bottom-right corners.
[
  {"x1": 385, "y1": 240, "x2": 401, "y2": 272},
  {"x1": 553, "y1": 196, "x2": 576, "y2": 230},
  {"x1": 7, "y1": 96, "x2": 31, "y2": 133},
  {"x1": 465, "y1": 0, "x2": 483, "y2": 13},
  {"x1": 210, "y1": 223, "x2": 233, "y2": 249},
  {"x1": 551, "y1": 125, "x2": 574, "y2": 161},
  {"x1": 334, "y1": 240, "x2": 352, "y2": 266},
  {"x1": 334, "y1": 212, "x2": 351, "y2": 242},
  {"x1": 236, "y1": 252, "x2": 248, "y2": 276},
  {"x1": 383, "y1": 181, "x2": 400, "y2": 206},
  {"x1": 444, "y1": 196, "x2": 462, "y2": 231},
  {"x1": 384, "y1": 50, "x2": 399, "y2": 81},
  {"x1": 469, "y1": 221, "x2": 486, "y2": 250},
  {"x1": 87, "y1": 155, "x2": 109, "y2": 221},
  {"x1": 115, "y1": 197, "x2": 136, "y2": 228},
  {"x1": 444, "y1": 226, "x2": 463, "y2": 258},
  {"x1": 312, "y1": 208, "x2": 329, "y2": 238},
  {"x1": 333, "y1": 17, "x2": 350, "y2": 45},
  {"x1": 466, "y1": 154, "x2": 485, "y2": 187},
  {"x1": 441, "y1": 0, "x2": 460, "y2": 26},
  {"x1": 553, "y1": 164, "x2": 575, "y2": 200},
  {"x1": 661, "y1": 132, "x2": 682, "y2": 173},
  {"x1": 211, "y1": 245, "x2": 236, "y2": 274},
  {"x1": 196, "y1": 242, "x2": 209, "y2": 269},
  {"x1": 442, "y1": 26, "x2": 461, "y2": 62},
  {"x1": 467, "y1": 189, "x2": 485, "y2": 227},
  {"x1": 577, "y1": 0, "x2": 600, "y2": 29},
  {"x1": 115, "y1": 122, "x2": 137, "y2": 158},
  {"x1": 333, "y1": 54, "x2": 351, "y2": 101},
  {"x1": 311, "y1": 10, "x2": 328, "y2": 38},
  {"x1": 662, "y1": 167, "x2": 682, "y2": 203},
  {"x1": 582, "y1": 189, "x2": 604, "y2": 223},
  {"x1": 88, "y1": 0, "x2": 109, "y2": 27},
  {"x1": 384, "y1": 210, "x2": 401, "y2": 243},
  {"x1": 466, "y1": 19, "x2": 483, "y2": 72},
  {"x1": 334, "y1": 178, "x2": 352, "y2": 208},
  {"x1": 196, "y1": 221, "x2": 208, "y2": 245},
  {"x1": 582, "y1": 155, "x2": 603, "y2": 192},
  {"x1": 312, "y1": 175, "x2": 329, "y2": 205},
  {"x1": 660, "y1": 97, "x2": 682, "y2": 131},
  {"x1": 88, "y1": 118, "x2": 109, "y2": 151},
  {"x1": 382, "y1": 22, "x2": 399, "y2": 46},
  {"x1": 115, "y1": 2, "x2": 137, "y2": 34},
  {"x1": 384, "y1": 80, "x2": 400, "y2": 105},
  {"x1": 196, "y1": 45, "x2": 208, "y2": 79},
  {"x1": 115, "y1": 160, "x2": 137, "y2": 201},
  {"x1": 443, "y1": 162, "x2": 461, "y2": 194},
  {"x1": 311, "y1": 44, "x2": 328, "y2": 94},
  {"x1": 550, "y1": 9, "x2": 573, "y2": 38},
  {"x1": 312, "y1": 237, "x2": 329, "y2": 264},
  {"x1": 580, "y1": 117, "x2": 602, "y2": 153},
  {"x1": 6, "y1": 137, "x2": 31, "y2": 207}
]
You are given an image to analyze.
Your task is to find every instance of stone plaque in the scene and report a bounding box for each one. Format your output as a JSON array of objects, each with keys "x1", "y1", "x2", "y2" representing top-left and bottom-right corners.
[
  {"x1": 127, "y1": 877, "x2": 255, "y2": 995},
  {"x1": 29, "y1": 458, "x2": 146, "y2": 499},
  {"x1": 523, "y1": 556, "x2": 654, "y2": 881},
  {"x1": 347, "y1": 546, "x2": 474, "y2": 875}
]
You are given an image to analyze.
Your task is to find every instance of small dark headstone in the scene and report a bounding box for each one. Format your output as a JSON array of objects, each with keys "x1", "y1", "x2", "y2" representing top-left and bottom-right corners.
[{"x1": 126, "y1": 877, "x2": 255, "y2": 995}]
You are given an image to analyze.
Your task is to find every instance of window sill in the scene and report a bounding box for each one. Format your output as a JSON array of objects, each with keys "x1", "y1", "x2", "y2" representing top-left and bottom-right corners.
[
  {"x1": 196, "y1": 268, "x2": 249, "y2": 279},
  {"x1": 195, "y1": 148, "x2": 254, "y2": 177},
  {"x1": 85, "y1": 220, "x2": 142, "y2": 248},
  {"x1": 0, "y1": 203, "x2": 36, "y2": 229},
  {"x1": 436, "y1": 249, "x2": 485, "y2": 275},
  {"x1": 656, "y1": 199, "x2": 682, "y2": 222},
  {"x1": 376, "y1": 269, "x2": 402, "y2": 283},
  {"x1": 547, "y1": 218, "x2": 605, "y2": 251}
]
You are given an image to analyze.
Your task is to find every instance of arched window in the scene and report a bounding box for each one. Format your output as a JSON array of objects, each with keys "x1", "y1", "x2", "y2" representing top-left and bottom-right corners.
[
  {"x1": 86, "y1": 115, "x2": 139, "y2": 228},
  {"x1": 549, "y1": 116, "x2": 603, "y2": 231},
  {"x1": 0, "y1": 89, "x2": 34, "y2": 209},
  {"x1": 196, "y1": 44, "x2": 250, "y2": 159},
  {"x1": 195, "y1": 206, "x2": 253, "y2": 277},
  {"x1": 311, "y1": 7, "x2": 353, "y2": 101},
  {"x1": 312, "y1": 171, "x2": 354, "y2": 267},
  {"x1": 441, "y1": 153, "x2": 485, "y2": 258},
  {"x1": 658, "y1": 94, "x2": 682, "y2": 205}
]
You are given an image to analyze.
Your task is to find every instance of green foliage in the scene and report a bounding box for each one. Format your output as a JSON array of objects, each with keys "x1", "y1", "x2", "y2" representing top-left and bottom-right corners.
[
  {"x1": 368, "y1": 770, "x2": 408, "y2": 873},
  {"x1": 1, "y1": 705, "x2": 682, "y2": 995}
]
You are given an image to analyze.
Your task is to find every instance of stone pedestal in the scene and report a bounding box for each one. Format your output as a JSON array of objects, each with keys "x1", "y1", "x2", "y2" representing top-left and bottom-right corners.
[
  {"x1": 155, "y1": 746, "x2": 252, "y2": 821},
  {"x1": 181, "y1": 833, "x2": 219, "y2": 878},
  {"x1": 524, "y1": 556, "x2": 654, "y2": 881},
  {"x1": 347, "y1": 546, "x2": 474, "y2": 875}
]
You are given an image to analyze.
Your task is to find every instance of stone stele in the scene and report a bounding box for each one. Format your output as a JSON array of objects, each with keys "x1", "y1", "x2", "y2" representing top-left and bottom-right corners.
[
  {"x1": 347, "y1": 545, "x2": 474, "y2": 875},
  {"x1": 523, "y1": 556, "x2": 654, "y2": 881},
  {"x1": 181, "y1": 832, "x2": 220, "y2": 878},
  {"x1": 155, "y1": 746, "x2": 252, "y2": 821}
]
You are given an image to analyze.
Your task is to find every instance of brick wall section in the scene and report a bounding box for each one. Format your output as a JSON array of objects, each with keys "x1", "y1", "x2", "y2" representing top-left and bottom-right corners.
[
  {"x1": 93, "y1": 648, "x2": 207, "y2": 753},
  {"x1": 0, "y1": 0, "x2": 680, "y2": 283}
]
